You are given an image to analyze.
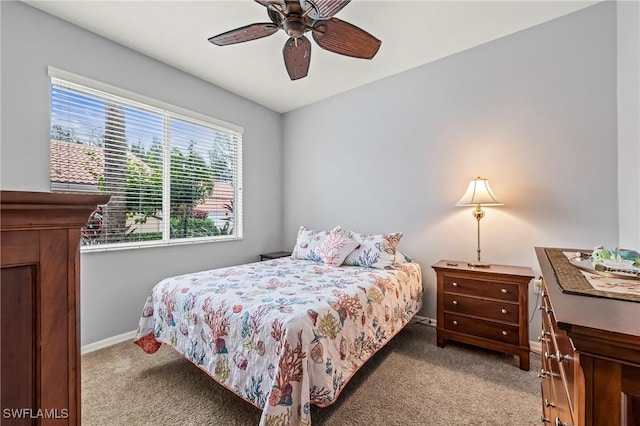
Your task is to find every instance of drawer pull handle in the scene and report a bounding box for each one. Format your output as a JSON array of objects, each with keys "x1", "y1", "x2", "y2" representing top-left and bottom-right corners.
[
  {"x1": 538, "y1": 305, "x2": 552, "y2": 314},
  {"x1": 501, "y1": 288, "x2": 507, "y2": 294},
  {"x1": 501, "y1": 330, "x2": 508, "y2": 336},
  {"x1": 537, "y1": 332, "x2": 551, "y2": 342},
  {"x1": 556, "y1": 351, "x2": 570, "y2": 363},
  {"x1": 501, "y1": 308, "x2": 508, "y2": 314},
  {"x1": 541, "y1": 416, "x2": 551, "y2": 424},
  {"x1": 545, "y1": 399, "x2": 556, "y2": 408},
  {"x1": 554, "y1": 418, "x2": 568, "y2": 426},
  {"x1": 452, "y1": 282, "x2": 458, "y2": 287},
  {"x1": 452, "y1": 300, "x2": 458, "y2": 305},
  {"x1": 452, "y1": 320, "x2": 458, "y2": 326},
  {"x1": 537, "y1": 369, "x2": 549, "y2": 379}
]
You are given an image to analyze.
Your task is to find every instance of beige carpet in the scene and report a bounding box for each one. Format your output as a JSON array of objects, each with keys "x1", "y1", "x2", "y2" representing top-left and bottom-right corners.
[{"x1": 82, "y1": 323, "x2": 541, "y2": 425}]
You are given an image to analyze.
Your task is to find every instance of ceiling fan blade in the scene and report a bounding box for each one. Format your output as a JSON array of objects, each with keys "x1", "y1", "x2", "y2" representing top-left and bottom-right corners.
[
  {"x1": 312, "y1": 18, "x2": 381, "y2": 59},
  {"x1": 301, "y1": 0, "x2": 350, "y2": 20},
  {"x1": 282, "y1": 36, "x2": 312, "y2": 80},
  {"x1": 208, "y1": 23, "x2": 279, "y2": 46}
]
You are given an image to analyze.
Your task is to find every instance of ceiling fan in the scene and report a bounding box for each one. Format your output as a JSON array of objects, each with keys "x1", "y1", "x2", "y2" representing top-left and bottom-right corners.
[{"x1": 208, "y1": 0, "x2": 382, "y2": 80}]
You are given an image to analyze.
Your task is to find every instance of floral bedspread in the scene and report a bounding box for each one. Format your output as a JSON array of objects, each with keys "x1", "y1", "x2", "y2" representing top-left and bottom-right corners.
[{"x1": 134, "y1": 258, "x2": 423, "y2": 425}]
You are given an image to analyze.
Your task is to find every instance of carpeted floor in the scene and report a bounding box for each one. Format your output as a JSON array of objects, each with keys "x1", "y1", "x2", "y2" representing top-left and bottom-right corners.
[{"x1": 81, "y1": 323, "x2": 541, "y2": 425}]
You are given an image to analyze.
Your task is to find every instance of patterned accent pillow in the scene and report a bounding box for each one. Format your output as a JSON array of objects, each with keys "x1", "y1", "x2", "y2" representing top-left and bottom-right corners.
[
  {"x1": 291, "y1": 225, "x2": 341, "y2": 262},
  {"x1": 343, "y1": 231, "x2": 403, "y2": 269},
  {"x1": 316, "y1": 228, "x2": 360, "y2": 267}
]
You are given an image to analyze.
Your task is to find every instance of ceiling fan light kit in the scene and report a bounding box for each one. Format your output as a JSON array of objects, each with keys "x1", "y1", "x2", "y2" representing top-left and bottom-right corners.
[{"x1": 208, "y1": 0, "x2": 381, "y2": 80}]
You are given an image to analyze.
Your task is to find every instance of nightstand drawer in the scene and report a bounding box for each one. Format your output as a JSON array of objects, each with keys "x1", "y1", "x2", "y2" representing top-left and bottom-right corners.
[
  {"x1": 443, "y1": 293, "x2": 519, "y2": 323},
  {"x1": 444, "y1": 313, "x2": 519, "y2": 345},
  {"x1": 443, "y1": 275, "x2": 519, "y2": 302}
]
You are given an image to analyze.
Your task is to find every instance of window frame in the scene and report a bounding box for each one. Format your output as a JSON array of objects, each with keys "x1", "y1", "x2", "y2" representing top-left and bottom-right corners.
[{"x1": 48, "y1": 66, "x2": 244, "y2": 252}]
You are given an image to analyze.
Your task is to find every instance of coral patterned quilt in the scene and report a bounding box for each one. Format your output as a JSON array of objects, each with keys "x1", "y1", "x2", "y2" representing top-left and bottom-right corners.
[{"x1": 134, "y1": 257, "x2": 423, "y2": 425}]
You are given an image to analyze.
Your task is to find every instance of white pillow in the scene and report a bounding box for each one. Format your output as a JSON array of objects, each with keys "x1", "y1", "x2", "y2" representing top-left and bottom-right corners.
[{"x1": 316, "y1": 228, "x2": 360, "y2": 267}]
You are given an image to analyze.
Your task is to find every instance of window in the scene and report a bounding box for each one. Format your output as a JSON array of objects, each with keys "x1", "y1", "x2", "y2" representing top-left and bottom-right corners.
[{"x1": 49, "y1": 67, "x2": 243, "y2": 250}]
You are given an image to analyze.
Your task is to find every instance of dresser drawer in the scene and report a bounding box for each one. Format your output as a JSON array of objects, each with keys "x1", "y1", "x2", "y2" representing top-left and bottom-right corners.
[
  {"x1": 542, "y1": 300, "x2": 576, "y2": 426},
  {"x1": 540, "y1": 313, "x2": 553, "y2": 348},
  {"x1": 540, "y1": 372, "x2": 557, "y2": 422},
  {"x1": 443, "y1": 275, "x2": 519, "y2": 302},
  {"x1": 550, "y1": 323, "x2": 577, "y2": 416},
  {"x1": 545, "y1": 348, "x2": 574, "y2": 426},
  {"x1": 541, "y1": 338, "x2": 554, "y2": 379},
  {"x1": 443, "y1": 293, "x2": 519, "y2": 323},
  {"x1": 542, "y1": 300, "x2": 577, "y2": 399},
  {"x1": 444, "y1": 313, "x2": 519, "y2": 345},
  {"x1": 550, "y1": 318, "x2": 574, "y2": 367}
]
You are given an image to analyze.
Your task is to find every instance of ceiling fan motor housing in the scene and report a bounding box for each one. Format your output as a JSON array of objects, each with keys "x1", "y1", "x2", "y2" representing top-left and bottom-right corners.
[{"x1": 283, "y1": 15, "x2": 307, "y2": 38}]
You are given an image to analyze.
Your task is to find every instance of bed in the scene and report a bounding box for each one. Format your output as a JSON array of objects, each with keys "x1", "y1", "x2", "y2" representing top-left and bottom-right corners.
[{"x1": 135, "y1": 241, "x2": 422, "y2": 425}]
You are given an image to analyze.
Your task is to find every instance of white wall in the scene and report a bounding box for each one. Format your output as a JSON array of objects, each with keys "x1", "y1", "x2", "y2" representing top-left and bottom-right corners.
[
  {"x1": 617, "y1": 0, "x2": 640, "y2": 249},
  {"x1": 1, "y1": 1, "x2": 635, "y2": 346},
  {"x1": 0, "y1": 1, "x2": 284, "y2": 345},
  {"x1": 282, "y1": 2, "x2": 621, "y2": 339}
]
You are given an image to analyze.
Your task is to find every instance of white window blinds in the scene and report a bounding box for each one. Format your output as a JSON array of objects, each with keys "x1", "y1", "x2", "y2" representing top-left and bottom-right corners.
[{"x1": 49, "y1": 70, "x2": 243, "y2": 249}]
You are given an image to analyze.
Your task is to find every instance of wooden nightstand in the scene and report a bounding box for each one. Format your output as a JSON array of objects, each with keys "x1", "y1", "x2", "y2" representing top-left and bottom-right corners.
[
  {"x1": 432, "y1": 260, "x2": 534, "y2": 370},
  {"x1": 259, "y1": 251, "x2": 291, "y2": 261}
]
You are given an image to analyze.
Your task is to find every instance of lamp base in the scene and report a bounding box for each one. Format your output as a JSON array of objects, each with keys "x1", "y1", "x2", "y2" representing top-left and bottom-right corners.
[{"x1": 467, "y1": 261, "x2": 491, "y2": 268}]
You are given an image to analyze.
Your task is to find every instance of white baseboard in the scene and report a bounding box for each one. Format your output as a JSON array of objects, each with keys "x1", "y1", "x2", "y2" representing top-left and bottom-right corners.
[
  {"x1": 530, "y1": 340, "x2": 542, "y2": 355},
  {"x1": 81, "y1": 330, "x2": 137, "y2": 355},
  {"x1": 413, "y1": 315, "x2": 437, "y2": 327}
]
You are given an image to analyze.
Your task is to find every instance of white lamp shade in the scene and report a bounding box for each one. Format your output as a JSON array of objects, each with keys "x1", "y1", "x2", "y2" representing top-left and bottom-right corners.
[{"x1": 456, "y1": 177, "x2": 504, "y2": 206}]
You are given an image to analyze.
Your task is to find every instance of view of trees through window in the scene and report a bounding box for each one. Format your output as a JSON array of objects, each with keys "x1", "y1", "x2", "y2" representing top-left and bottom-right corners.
[{"x1": 50, "y1": 80, "x2": 241, "y2": 247}]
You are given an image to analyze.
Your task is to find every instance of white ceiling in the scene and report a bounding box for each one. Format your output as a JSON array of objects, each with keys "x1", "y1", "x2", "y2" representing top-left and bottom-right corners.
[{"x1": 23, "y1": 0, "x2": 599, "y2": 113}]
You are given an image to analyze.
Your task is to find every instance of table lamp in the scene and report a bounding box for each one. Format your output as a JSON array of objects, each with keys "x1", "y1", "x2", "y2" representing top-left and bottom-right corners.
[{"x1": 456, "y1": 177, "x2": 503, "y2": 267}]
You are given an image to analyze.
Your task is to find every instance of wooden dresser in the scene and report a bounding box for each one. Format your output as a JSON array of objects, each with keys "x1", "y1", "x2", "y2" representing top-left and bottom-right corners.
[
  {"x1": 432, "y1": 260, "x2": 534, "y2": 370},
  {"x1": 536, "y1": 247, "x2": 640, "y2": 426},
  {"x1": 1, "y1": 191, "x2": 109, "y2": 425}
]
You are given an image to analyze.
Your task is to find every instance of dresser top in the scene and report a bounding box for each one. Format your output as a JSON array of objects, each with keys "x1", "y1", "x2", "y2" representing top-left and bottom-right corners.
[
  {"x1": 536, "y1": 246, "x2": 640, "y2": 338},
  {"x1": 432, "y1": 259, "x2": 535, "y2": 278}
]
